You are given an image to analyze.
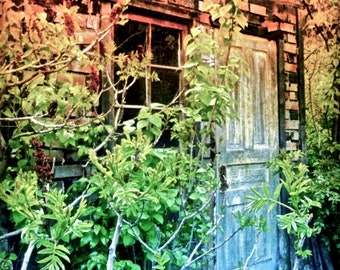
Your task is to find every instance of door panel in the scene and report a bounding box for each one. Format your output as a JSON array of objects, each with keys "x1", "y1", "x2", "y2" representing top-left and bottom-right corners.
[{"x1": 215, "y1": 35, "x2": 279, "y2": 269}]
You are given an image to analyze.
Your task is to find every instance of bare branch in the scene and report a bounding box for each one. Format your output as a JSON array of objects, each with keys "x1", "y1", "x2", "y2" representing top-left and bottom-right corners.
[
  {"x1": 20, "y1": 228, "x2": 38, "y2": 270},
  {"x1": 0, "y1": 229, "x2": 23, "y2": 241},
  {"x1": 158, "y1": 192, "x2": 215, "y2": 252},
  {"x1": 107, "y1": 213, "x2": 123, "y2": 270},
  {"x1": 180, "y1": 215, "x2": 223, "y2": 270},
  {"x1": 65, "y1": 184, "x2": 91, "y2": 209},
  {"x1": 123, "y1": 220, "x2": 156, "y2": 255},
  {"x1": 243, "y1": 231, "x2": 261, "y2": 269},
  {"x1": 186, "y1": 226, "x2": 243, "y2": 268}
]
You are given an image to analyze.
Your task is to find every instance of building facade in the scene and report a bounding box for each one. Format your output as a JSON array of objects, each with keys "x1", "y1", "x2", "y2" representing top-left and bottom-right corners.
[{"x1": 0, "y1": 0, "x2": 308, "y2": 269}]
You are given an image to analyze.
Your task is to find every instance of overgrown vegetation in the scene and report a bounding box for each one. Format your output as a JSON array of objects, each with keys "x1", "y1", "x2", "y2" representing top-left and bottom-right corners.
[
  {"x1": 248, "y1": 0, "x2": 339, "y2": 268},
  {"x1": 0, "y1": 0, "x2": 339, "y2": 269},
  {"x1": 303, "y1": 0, "x2": 340, "y2": 267},
  {"x1": 0, "y1": 0, "x2": 259, "y2": 269}
]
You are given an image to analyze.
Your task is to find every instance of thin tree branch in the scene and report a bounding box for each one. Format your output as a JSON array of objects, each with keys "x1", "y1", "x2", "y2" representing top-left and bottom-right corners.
[
  {"x1": 107, "y1": 213, "x2": 123, "y2": 270},
  {"x1": 158, "y1": 192, "x2": 215, "y2": 252},
  {"x1": 186, "y1": 226, "x2": 243, "y2": 268},
  {"x1": 20, "y1": 228, "x2": 38, "y2": 270},
  {"x1": 65, "y1": 184, "x2": 91, "y2": 209},
  {"x1": 243, "y1": 231, "x2": 261, "y2": 269},
  {"x1": 180, "y1": 215, "x2": 223, "y2": 270},
  {"x1": 0, "y1": 229, "x2": 23, "y2": 241}
]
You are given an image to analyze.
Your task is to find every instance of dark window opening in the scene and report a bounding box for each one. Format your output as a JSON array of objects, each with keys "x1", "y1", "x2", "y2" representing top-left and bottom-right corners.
[{"x1": 114, "y1": 19, "x2": 182, "y2": 147}]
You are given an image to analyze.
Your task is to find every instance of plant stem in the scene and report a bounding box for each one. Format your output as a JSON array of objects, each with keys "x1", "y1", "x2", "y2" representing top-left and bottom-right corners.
[
  {"x1": 107, "y1": 213, "x2": 123, "y2": 270},
  {"x1": 20, "y1": 228, "x2": 38, "y2": 270},
  {"x1": 292, "y1": 237, "x2": 305, "y2": 270},
  {"x1": 0, "y1": 229, "x2": 23, "y2": 241},
  {"x1": 243, "y1": 231, "x2": 261, "y2": 269}
]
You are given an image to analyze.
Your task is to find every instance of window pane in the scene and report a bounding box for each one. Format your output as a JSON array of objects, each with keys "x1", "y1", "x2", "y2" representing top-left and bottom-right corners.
[
  {"x1": 114, "y1": 21, "x2": 147, "y2": 107},
  {"x1": 151, "y1": 25, "x2": 179, "y2": 66},
  {"x1": 115, "y1": 21, "x2": 147, "y2": 54},
  {"x1": 151, "y1": 68, "x2": 179, "y2": 105},
  {"x1": 124, "y1": 78, "x2": 146, "y2": 105}
]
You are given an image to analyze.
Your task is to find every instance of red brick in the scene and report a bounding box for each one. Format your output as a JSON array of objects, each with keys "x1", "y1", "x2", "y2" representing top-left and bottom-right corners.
[
  {"x1": 273, "y1": 7, "x2": 287, "y2": 21},
  {"x1": 169, "y1": 0, "x2": 195, "y2": 8},
  {"x1": 287, "y1": 14, "x2": 297, "y2": 24},
  {"x1": 287, "y1": 34, "x2": 296, "y2": 44},
  {"x1": 285, "y1": 92, "x2": 289, "y2": 100},
  {"x1": 285, "y1": 101, "x2": 299, "y2": 110},
  {"x1": 199, "y1": 12, "x2": 210, "y2": 25},
  {"x1": 285, "y1": 120, "x2": 299, "y2": 130},
  {"x1": 290, "y1": 91, "x2": 298, "y2": 101},
  {"x1": 285, "y1": 63, "x2": 297, "y2": 73},
  {"x1": 286, "y1": 140, "x2": 298, "y2": 151},
  {"x1": 280, "y1": 22, "x2": 295, "y2": 33},
  {"x1": 249, "y1": 3, "x2": 267, "y2": 16},
  {"x1": 263, "y1": 21, "x2": 280, "y2": 32},
  {"x1": 239, "y1": 1, "x2": 249, "y2": 12},
  {"x1": 286, "y1": 83, "x2": 298, "y2": 92},
  {"x1": 284, "y1": 42, "x2": 297, "y2": 54}
]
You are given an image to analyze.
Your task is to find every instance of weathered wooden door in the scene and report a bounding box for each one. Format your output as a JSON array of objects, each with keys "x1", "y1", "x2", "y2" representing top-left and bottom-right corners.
[{"x1": 215, "y1": 35, "x2": 279, "y2": 269}]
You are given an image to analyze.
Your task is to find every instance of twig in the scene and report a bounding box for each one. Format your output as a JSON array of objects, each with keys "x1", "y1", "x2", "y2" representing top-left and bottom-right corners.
[
  {"x1": 180, "y1": 215, "x2": 222, "y2": 270},
  {"x1": 243, "y1": 231, "x2": 261, "y2": 269},
  {"x1": 300, "y1": 0, "x2": 329, "y2": 51},
  {"x1": 107, "y1": 213, "x2": 123, "y2": 270},
  {"x1": 20, "y1": 228, "x2": 38, "y2": 270},
  {"x1": 187, "y1": 226, "x2": 243, "y2": 268},
  {"x1": 158, "y1": 193, "x2": 215, "y2": 252},
  {"x1": 65, "y1": 184, "x2": 91, "y2": 209},
  {"x1": 0, "y1": 229, "x2": 23, "y2": 241},
  {"x1": 123, "y1": 218, "x2": 156, "y2": 255}
]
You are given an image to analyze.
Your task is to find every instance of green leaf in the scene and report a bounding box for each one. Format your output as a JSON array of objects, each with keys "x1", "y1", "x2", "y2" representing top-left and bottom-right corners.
[
  {"x1": 153, "y1": 214, "x2": 164, "y2": 224},
  {"x1": 122, "y1": 234, "x2": 135, "y2": 247},
  {"x1": 262, "y1": 182, "x2": 270, "y2": 198},
  {"x1": 140, "y1": 220, "x2": 154, "y2": 231},
  {"x1": 94, "y1": 224, "x2": 101, "y2": 235},
  {"x1": 249, "y1": 187, "x2": 263, "y2": 198},
  {"x1": 273, "y1": 183, "x2": 283, "y2": 201},
  {"x1": 37, "y1": 255, "x2": 53, "y2": 264},
  {"x1": 56, "y1": 245, "x2": 70, "y2": 255},
  {"x1": 55, "y1": 249, "x2": 70, "y2": 263},
  {"x1": 149, "y1": 114, "x2": 163, "y2": 128}
]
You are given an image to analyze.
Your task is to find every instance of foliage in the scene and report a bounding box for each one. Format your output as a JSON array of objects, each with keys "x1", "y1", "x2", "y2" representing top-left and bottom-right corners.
[
  {"x1": 0, "y1": 170, "x2": 92, "y2": 270},
  {"x1": 308, "y1": 166, "x2": 340, "y2": 254},
  {"x1": 247, "y1": 148, "x2": 340, "y2": 266},
  {"x1": 0, "y1": 0, "x2": 255, "y2": 270},
  {"x1": 302, "y1": 0, "x2": 340, "y2": 265},
  {"x1": 303, "y1": 0, "x2": 339, "y2": 162},
  {"x1": 246, "y1": 151, "x2": 322, "y2": 258},
  {"x1": 0, "y1": 250, "x2": 17, "y2": 270}
]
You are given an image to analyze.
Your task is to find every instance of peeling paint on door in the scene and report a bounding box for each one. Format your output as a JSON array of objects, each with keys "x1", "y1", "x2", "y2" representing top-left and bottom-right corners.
[{"x1": 215, "y1": 34, "x2": 279, "y2": 269}]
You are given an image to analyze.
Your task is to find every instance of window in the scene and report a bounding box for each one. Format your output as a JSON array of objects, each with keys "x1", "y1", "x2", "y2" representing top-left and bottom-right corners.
[{"x1": 113, "y1": 15, "x2": 187, "y2": 122}]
